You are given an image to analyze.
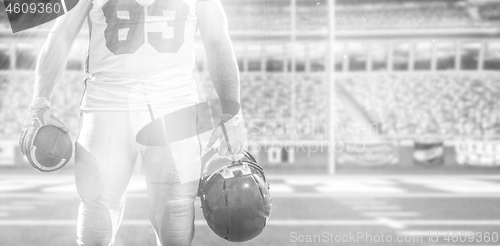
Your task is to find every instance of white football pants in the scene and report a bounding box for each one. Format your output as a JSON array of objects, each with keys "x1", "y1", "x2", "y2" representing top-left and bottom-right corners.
[{"x1": 74, "y1": 105, "x2": 203, "y2": 246}]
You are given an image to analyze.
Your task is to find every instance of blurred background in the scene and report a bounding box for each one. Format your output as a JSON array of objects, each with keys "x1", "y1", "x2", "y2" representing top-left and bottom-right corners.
[{"x1": 0, "y1": 0, "x2": 500, "y2": 245}]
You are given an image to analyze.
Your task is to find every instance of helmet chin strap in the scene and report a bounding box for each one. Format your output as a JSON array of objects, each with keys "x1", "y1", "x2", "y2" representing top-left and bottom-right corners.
[
  {"x1": 199, "y1": 113, "x2": 247, "y2": 184},
  {"x1": 200, "y1": 114, "x2": 236, "y2": 174},
  {"x1": 219, "y1": 114, "x2": 233, "y2": 155}
]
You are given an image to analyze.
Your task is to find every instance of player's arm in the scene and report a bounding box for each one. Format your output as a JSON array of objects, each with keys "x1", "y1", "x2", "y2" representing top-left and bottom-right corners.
[
  {"x1": 197, "y1": 0, "x2": 239, "y2": 112},
  {"x1": 197, "y1": 0, "x2": 246, "y2": 156},
  {"x1": 19, "y1": 0, "x2": 92, "y2": 155},
  {"x1": 34, "y1": 0, "x2": 92, "y2": 100}
]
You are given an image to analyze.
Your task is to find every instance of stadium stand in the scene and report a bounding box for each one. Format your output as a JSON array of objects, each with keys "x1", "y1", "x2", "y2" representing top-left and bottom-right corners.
[
  {"x1": 335, "y1": 4, "x2": 475, "y2": 30},
  {"x1": 238, "y1": 73, "x2": 500, "y2": 138},
  {"x1": 0, "y1": 75, "x2": 8, "y2": 110},
  {"x1": 0, "y1": 73, "x2": 84, "y2": 140},
  {"x1": 224, "y1": 3, "x2": 290, "y2": 31},
  {"x1": 222, "y1": 0, "x2": 499, "y2": 32},
  {"x1": 1, "y1": 72, "x2": 499, "y2": 140},
  {"x1": 1, "y1": 0, "x2": 498, "y2": 33},
  {"x1": 339, "y1": 73, "x2": 500, "y2": 137},
  {"x1": 294, "y1": 75, "x2": 328, "y2": 125},
  {"x1": 0, "y1": 74, "x2": 33, "y2": 137},
  {"x1": 0, "y1": 0, "x2": 498, "y2": 142}
]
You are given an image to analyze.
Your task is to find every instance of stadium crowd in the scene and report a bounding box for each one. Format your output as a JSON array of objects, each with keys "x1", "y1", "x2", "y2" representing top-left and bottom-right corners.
[
  {"x1": 1, "y1": 0, "x2": 499, "y2": 34},
  {"x1": 334, "y1": 4, "x2": 475, "y2": 30},
  {"x1": 215, "y1": 74, "x2": 330, "y2": 132},
  {"x1": 1, "y1": 73, "x2": 499, "y2": 139},
  {"x1": 221, "y1": 1, "x2": 495, "y2": 32},
  {"x1": 0, "y1": 73, "x2": 335, "y2": 140},
  {"x1": 0, "y1": 73, "x2": 84, "y2": 140},
  {"x1": 340, "y1": 73, "x2": 500, "y2": 137}
]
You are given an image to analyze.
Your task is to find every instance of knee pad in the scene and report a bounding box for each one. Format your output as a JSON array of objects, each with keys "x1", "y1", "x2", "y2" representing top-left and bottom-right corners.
[
  {"x1": 77, "y1": 201, "x2": 124, "y2": 246},
  {"x1": 151, "y1": 199, "x2": 195, "y2": 246}
]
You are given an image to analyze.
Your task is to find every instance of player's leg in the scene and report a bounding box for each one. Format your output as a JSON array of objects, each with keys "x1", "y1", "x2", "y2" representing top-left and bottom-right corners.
[
  {"x1": 143, "y1": 145, "x2": 201, "y2": 246},
  {"x1": 141, "y1": 105, "x2": 202, "y2": 246},
  {"x1": 75, "y1": 111, "x2": 138, "y2": 246}
]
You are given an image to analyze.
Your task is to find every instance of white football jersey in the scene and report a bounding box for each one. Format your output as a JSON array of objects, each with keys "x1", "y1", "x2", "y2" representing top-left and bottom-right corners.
[{"x1": 81, "y1": 0, "x2": 204, "y2": 111}]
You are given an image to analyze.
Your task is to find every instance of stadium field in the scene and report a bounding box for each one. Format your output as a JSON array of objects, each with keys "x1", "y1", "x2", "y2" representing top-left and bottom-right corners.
[
  {"x1": 1, "y1": 172, "x2": 499, "y2": 246},
  {"x1": 1, "y1": 0, "x2": 499, "y2": 245}
]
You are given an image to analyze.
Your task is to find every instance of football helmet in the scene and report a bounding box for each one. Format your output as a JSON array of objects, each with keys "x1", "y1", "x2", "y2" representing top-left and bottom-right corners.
[{"x1": 198, "y1": 150, "x2": 271, "y2": 242}]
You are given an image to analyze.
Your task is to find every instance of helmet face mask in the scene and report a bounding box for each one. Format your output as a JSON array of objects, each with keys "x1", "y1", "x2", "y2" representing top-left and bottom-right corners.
[{"x1": 198, "y1": 151, "x2": 272, "y2": 242}]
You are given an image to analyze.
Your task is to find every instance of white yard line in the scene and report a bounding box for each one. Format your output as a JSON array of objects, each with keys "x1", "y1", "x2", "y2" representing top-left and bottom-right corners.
[
  {"x1": 0, "y1": 205, "x2": 35, "y2": 210},
  {"x1": 351, "y1": 205, "x2": 402, "y2": 210},
  {"x1": 362, "y1": 212, "x2": 420, "y2": 217},
  {"x1": 398, "y1": 230, "x2": 475, "y2": 237},
  {"x1": 272, "y1": 193, "x2": 500, "y2": 198},
  {"x1": 428, "y1": 245, "x2": 495, "y2": 246},
  {"x1": 2, "y1": 175, "x2": 500, "y2": 180},
  {"x1": 10, "y1": 200, "x2": 55, "y2": 205},
  {"x1": 2, "y1": 192, "x2": 500, "y2": 198},
  {"x1": 0, "y1": 220, "x2": 380, "y2": 226},
  {"x1": 265, "y1": 175, "x2": 500, "y2": 180},
  {"x1": 0, "y1": 220, "x2": 500, "y2": 226},
  {"x1": 375, "y1": 217, "x2": 406, "y2": 229},
  {"x1": 339, "y1": 200, "x2": 387, "y2": 205}
]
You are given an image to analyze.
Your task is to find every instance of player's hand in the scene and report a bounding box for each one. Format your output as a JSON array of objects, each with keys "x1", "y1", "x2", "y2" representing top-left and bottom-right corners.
[
  {"x1": 207, "y1": 112, "x2": 247, "y2": 158},
  {"x1": 19, "y1": 105, "x2": 69, "y2": 156}
]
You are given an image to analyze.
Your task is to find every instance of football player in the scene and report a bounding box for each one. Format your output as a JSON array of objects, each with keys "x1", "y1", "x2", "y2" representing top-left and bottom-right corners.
[{"x1": 18, "y1": 0, "x2": 246, "y2": 245}]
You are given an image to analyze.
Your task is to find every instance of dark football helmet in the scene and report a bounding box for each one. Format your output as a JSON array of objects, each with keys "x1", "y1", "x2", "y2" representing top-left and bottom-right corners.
[{"x1": 198, "y1": 150, "x2": 272, "y2": 242}]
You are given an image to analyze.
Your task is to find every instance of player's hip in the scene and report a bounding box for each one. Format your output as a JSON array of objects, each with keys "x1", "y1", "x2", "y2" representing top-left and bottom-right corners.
[{"x1": 80, "y1": 76, "x2": 200, "y2": 111}]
